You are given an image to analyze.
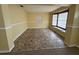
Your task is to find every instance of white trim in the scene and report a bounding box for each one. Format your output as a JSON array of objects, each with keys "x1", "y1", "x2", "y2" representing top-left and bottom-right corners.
[
  {"x1": 13, "y1": 27, "x2": 28, "y2": 41},
  {"x1": 0, "y1": 26, "x2": 13, "y2": 29},
  {"x1": 11, "y1": 22, "x2": 26, "y2": 27},
  {"x1": 28, "y1": 27, "x2": 48, "y2": 29},
  {"x1": 0, "y1": 22, "x2": 26, "y2": 29},
  {"x1": 64, "y1": 41, "x2": 76, "y2": 47},
  {"x1": 64, "y1": 41, "x2": 79, "y2": 48},
  {"x1": 64, "y1": 41, "x2": 70, "y2": 47},
  {"x1": 68, "y1": 44, "x2": 76, "y2": 47},
  {"x1": 67, "y1": 26, "x2": 79, "y2": 28},
  {"x1": 9, "y1": 44, "x2": 15, "y2": 52},
  {"x1": 0, "y1": 50, "x2": 10, "y2": 53},
  {"x1": 76, "y1": 45, "x2": 79, "y2": 48},
  {"x1": 54, "y1": 27, "x2": 65, "y2": 32},
  {"x1": 0, "y1": 22, "x2": 26, "y2": 53}
]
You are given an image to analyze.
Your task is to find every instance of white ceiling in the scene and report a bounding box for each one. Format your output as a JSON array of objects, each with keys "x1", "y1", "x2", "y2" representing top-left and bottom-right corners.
[{"x1": 22, "y1": 4, "x2": 70, "y2": 12}]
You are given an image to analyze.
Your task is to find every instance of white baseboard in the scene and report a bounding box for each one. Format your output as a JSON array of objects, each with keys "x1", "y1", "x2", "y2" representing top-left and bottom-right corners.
[
  {"x1": 64, "y1": 41, "x2": 79, "y2": 48},
  {"x1": 0, "y1": 27, "x2": 27, "y2": 53},
  {"x1": 28, "y1": 27, "x2": 48, "y2": 29},
  {"x1": 64, "y1": 41, "x2": 75, "y2": 47},
  {"x1": 68, "y1": 44, "x2": 76, "y2": 47},
  {"x1": 0, "y1": 50, "x2": 10, "y2": 53},
  {"x1": 0, "y1": 28, "x2": 28, "y2": 53},
  {"x1": 13, "y1": 28, "x2": 28, "y2": 41},
  {"x1": 9, "y1": 44, "x2": 15, "y2": 52},
  {"x1": 76, "y1": 45, "x2": 79, "y2": 48}
]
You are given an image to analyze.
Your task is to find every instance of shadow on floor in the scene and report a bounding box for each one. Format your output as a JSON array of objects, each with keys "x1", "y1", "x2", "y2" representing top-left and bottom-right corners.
[{"x1": 0, "y1": 47, "x2": 79, "y2": 55}]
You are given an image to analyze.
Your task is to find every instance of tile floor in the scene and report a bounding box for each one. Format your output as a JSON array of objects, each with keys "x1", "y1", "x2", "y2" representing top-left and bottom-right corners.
[{"x1": 11, "y1": 28, "x2": 66, "y2": 52}]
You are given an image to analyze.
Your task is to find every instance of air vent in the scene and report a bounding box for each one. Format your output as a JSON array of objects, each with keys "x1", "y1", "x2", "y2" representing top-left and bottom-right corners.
[{"x1": 20, "y1": 5, "x2": 24, "y2": 7}]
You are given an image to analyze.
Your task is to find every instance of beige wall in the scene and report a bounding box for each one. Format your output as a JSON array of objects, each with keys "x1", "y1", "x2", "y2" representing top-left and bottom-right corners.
[
  {"x1": 0, "y1": 4, "x2": 28, "y2": 52},
  {"x1": 7, "y1": 5, "x2": 28, "y2": 41},
  {"x1": 27, "y1": 12, "x2": 49, "y2": 28},
  {"x1": 1, "y1": 5, "x2": 14, "y2": 51},
  {"x1": 69, "y1": 5, "x2": 79, "y2": 46},
  {"x1": 65, "y1": 5, "x2": 76, "y2": 45},
  {"x1": 75, "y1": 5, "x2": 79, "y2": 46},
  {"x1": 0, "y1": 5, "x2": 9, "y2": 52},
  {"x1": 65, "y1": 5, "x2": 79, "y2": 47},
  {"x1": 0, "y1": 4, "x2": 50, "y2": 53}
]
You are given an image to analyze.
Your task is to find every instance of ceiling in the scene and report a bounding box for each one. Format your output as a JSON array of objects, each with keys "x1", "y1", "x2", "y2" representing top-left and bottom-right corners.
[{"x1": 21, "y1": 4, "x2": 70, "y2": 12}]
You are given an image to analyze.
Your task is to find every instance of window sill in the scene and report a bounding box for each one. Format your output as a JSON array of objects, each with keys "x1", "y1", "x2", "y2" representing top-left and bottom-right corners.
[{"x1": 54, "y1": 27, "x2": 65, "y2": 32}]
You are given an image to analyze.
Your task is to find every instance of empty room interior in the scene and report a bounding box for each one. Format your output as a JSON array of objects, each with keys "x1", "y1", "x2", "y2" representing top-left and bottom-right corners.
[{"x1": 0, "y1": 4, "x2": 79, "y2": 55}]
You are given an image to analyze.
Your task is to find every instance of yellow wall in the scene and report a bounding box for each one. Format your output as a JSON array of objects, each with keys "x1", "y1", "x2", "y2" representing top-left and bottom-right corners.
[
  {"x1": 7, "y1": 5, "x2": 28, "y2": 41},
  {"x1": 0, "y1": 5, "x2": 9, "y2": 52},
  {"x1": 27, "y1": 12, "x2": 49, "y2": 28},
  {"x1": 0, "y1": 4, "x2": 50, "y2": 53},
  {"x1": 0, "y1": 4, "x2": 28, "y2": 52},
  {"x1": 69, "y1": 5, "x2": 79, "y2": 46},
  {"x1": 65, "y1": 5, "x2": 76, "y2": 45},
  {"x1": 65, "y1": 5, "x2": 79, "y2": 47},
  {"x1": 1, "y1": 5, "x2": 14, "y2": 51},
  {"x1": 75, "y1": 5, "x2": 79, "y2": 46}
]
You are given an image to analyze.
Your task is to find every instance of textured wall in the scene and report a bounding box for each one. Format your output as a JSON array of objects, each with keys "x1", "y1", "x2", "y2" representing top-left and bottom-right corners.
[{"x1": 27, "y1": 12, "x2": 49, "y2": 28}]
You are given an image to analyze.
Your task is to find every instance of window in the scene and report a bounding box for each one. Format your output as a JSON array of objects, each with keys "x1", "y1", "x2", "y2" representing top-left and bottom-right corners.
[
  {"x1": 52, "y1": 10, "x2": 68, "y2": 30},
  {"x1": 58, "y1": 12, "x2": 68, "y2": 29},
  {"x1": 52, "y1": 14, "x2": 57, "y2": 26}
]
